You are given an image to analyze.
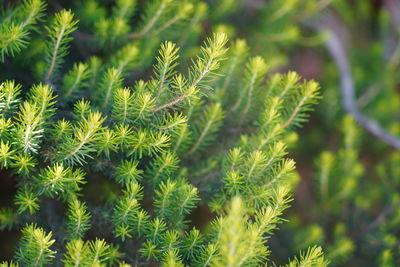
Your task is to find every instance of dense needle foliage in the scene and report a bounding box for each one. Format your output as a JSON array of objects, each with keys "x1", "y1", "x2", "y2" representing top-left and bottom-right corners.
[{"x1": 0, "y1": 0, "x2": 399, "y2": 266}]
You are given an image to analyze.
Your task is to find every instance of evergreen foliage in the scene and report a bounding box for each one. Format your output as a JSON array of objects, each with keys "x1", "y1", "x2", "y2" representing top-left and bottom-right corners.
[{"x1": 1, "y1": 0, "x2": 398, "y2": 266}]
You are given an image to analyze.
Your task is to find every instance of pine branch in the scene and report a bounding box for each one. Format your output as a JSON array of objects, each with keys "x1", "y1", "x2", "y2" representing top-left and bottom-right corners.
[
  {"x1": 62, "y1": 62, "x2": 90, "y2": 100},
  {"x1": 0, "y1": 0, "x2": 46, "y2": 61},
  {"x1": 55, "y1": 111, "x2": 105, "y2": 165},
  {"x1": 237, "y1": 56, "x2": 269, "y2": 125},
  {"x1": 153, "y1": 41, "x2": 179, "y2": 103},
  {"x1": 66, "y1": 198, "x2": 91, "y2": 240},
  {"x1": 187, "y1": 102, "x2": 224, "y2": 155},
  {"x1": 0, "y1": 80, "x2": 22, "y2": 116},
  {"x1": 152, "y1": 32, "x2": 228, "y2": 113},
  {"x1": 99, "y1": 68, "x2": 123, "y2": 109},
  {"x1": 14, "y1": 186, "x2": 39, "y2": 215},
  {"x1": 15, "y1": 224, "x2": 56, "y2": 267},
  {"x1": 62, "y1": 239, "x2": 91, "y2": 267},
  {"x1": 44, "y1": 9, "x2": 78, "y2": 84},
  {"x1": 127, "y1": 0, "x2": 190, "y2": 39},
  {"x1": 280, "y1": 80, "x2": 320, "y2": 129},
  {"x1": 284, "y1": 246, "x2": 328, "y2": 267},
  {"x1": 0, "y1": 2, "x2": 333, "y2": 265}
]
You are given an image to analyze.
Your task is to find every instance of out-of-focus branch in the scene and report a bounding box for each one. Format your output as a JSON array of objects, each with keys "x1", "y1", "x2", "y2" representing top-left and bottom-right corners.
[
  {"x1": 298, "y1": 0, "x2": 334, "y2": 21},
  {"x1": 385, "y1": 0, "x2": 400, "y2": 68},
  {"x1": 315, "y1": 17, "x2": 400, "y2": 150},
  {"x1": 357, "y1": 84, "x2": 380, "y2": 108},
  {"x1": 385, "y1": 0, "x2": 400, "y2": 27}
]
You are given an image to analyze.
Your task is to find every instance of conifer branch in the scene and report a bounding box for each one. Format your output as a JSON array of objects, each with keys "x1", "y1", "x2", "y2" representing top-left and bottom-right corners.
[
  {"x1": 219, "y1": 39, "x2": 249, "y2": 96},
  {"x1": 62, "y1": 62, "x2": 89, "y2": 100},
  {"x1": 237, "y1": 57, "x2": 269, "y2": 125},
  {"x1": 56, "y1": 111, "x2": 105, "y2": 165},
  {"x1": 154, "y1": 42, "x2": 179, "y2": 103},
  {"x1": 152, "y1": 33, "x2": 228, "y2": 113},
  {"x1": 128, "y1": 0, "x2": 168, "y2": 39},
  {"x1": 281, "y1": 80, "x2": 320, "y2": 129},
  {"x1": 0, "y1": 0, "x2": 46, "y2": 61},
  {"x1": 187, "y1": 102, "x2": 224, "y2": 155},
  {"x1": 44, "y1": 9, "x2": 78, "y2": 84},
  {"x1": 0, "y1": 2, "x2": 332, "y2": 265},
  {"x1": 150, "y1": 3, "x2": 193, "y2": 37},
  {"x1": 152, "y1": 94, "x2": 185, "y2": 113},
  {"x1": 66, "y1": 198, "x2": 91, "y2": 239},
  {"x1": 15, "y1": 224, "x2": 56, "y2": 266}
]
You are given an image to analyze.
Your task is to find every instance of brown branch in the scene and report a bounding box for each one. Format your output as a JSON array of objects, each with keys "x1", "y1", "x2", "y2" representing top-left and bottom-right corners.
[
  {"x1": 315, "y1": 17, "x2": 400, "y2": 150},
  {"x1": 151, "y1": 94, "x2": 185, "y2": 113}
]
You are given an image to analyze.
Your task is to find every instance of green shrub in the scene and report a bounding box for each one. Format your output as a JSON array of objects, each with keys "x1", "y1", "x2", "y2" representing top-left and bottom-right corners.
[
  {"x1": 2, "y1": 0, "x2": 399, "y2": 266},
  {"x1": 0, "y1": 0, "x2": 327, "y2": 266}
]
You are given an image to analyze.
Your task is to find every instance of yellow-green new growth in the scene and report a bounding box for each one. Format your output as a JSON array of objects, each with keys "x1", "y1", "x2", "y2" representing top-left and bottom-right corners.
[
  {"x1": 0, "y1": 0, "x2": 46, "y2": 61},
  {"x1": 44, "y1": 9, "x2": 78, "y2": 84},
  {"x1": 152, "y1": 32, "x2": 229, "y2": 113}
]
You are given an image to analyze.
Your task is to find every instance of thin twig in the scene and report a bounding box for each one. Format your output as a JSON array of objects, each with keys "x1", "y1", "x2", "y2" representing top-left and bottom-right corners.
[
  {"x1": 315, "y1": 18, "x2": 400, "y2": 150},
  {"x1": 385, "y1": 0, "x2": 400, "y2": 27},
  {"x1": 366, "y1": 201, "x2": 400, "y2": 231},
  {"x1": 385, "y1": 0, "x2": 400, "y2": 68}
]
